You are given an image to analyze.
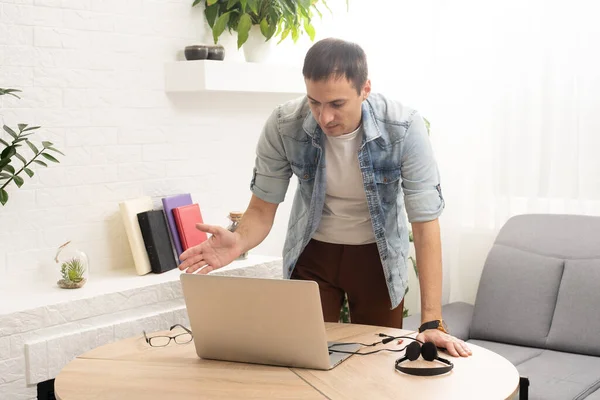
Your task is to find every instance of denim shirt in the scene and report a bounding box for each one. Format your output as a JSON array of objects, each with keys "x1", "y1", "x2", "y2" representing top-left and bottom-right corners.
[{"x1": 250, "y1": 93, "x2": 444, "y2": 309}]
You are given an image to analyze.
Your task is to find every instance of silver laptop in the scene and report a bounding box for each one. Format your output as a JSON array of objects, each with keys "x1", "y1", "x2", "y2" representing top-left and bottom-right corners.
[{"x1": 180, "y1": 274, "x2": 361, "y2": 370}]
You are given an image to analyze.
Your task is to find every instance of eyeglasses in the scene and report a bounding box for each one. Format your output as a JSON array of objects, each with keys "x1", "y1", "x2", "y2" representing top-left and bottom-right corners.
[{"x1": 143, "y1": 324, "x2": 193, "y2": 347}]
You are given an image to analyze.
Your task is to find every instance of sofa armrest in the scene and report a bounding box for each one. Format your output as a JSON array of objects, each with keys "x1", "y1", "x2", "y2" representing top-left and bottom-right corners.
[{"x1": 402, "y1": 301, "x2": 474, "y2": 341}]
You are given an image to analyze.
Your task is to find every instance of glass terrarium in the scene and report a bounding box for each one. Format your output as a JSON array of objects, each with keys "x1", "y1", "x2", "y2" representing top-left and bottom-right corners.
[{"x1": 54, "y1": 241, "x2": 89, "y2": 289}]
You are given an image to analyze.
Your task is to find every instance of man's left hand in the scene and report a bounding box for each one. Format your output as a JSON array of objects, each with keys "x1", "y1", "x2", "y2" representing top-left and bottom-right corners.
[{"x1": 416, "y1": 329, "x2": 472, "y2": 357}]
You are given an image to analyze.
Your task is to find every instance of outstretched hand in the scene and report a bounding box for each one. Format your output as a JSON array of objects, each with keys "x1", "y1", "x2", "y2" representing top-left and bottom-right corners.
[
  {"x1": 416, "y1": 329, "x2": 472, "y2": 357},
  {"x1": 178, "y1": 223, "x2": 243, "y2": 274}
]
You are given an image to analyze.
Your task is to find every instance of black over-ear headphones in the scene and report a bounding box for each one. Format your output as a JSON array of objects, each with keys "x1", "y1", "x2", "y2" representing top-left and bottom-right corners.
[{"x1": 394, "y1": 341, "x2": 454, "y2": 376}]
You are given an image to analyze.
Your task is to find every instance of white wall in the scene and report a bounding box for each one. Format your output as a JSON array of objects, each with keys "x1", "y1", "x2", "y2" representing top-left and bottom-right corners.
[{"x1": 0, "y1": 0, "x2": 302, "y2": 281}]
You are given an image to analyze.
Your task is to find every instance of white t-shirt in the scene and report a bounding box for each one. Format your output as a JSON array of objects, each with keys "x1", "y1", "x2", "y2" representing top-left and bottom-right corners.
[{"x1": 312, "y1": 125, "x2": 376, "y2": 245}]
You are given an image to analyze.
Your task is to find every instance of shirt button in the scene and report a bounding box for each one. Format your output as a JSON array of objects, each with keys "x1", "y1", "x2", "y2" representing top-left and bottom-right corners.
[
  {"x1": 303, "y1": 174, "x2": 309, "y2": 179},
  {"x1": 383, "y1": 177, "x2": 388, "y2": 183}
]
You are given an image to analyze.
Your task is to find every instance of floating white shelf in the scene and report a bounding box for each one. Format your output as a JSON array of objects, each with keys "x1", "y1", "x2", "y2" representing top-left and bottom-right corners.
[{"x1": 165, "y1": 60, "x2": 305, "y2": 95}]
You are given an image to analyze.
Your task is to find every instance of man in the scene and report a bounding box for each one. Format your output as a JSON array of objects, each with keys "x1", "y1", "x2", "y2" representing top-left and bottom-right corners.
[{"x1": 180, "y1": 38, "x2": 471, "y2": 357}]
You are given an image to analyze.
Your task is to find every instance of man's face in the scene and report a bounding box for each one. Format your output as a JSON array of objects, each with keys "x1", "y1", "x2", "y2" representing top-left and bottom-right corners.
[{"x1": 305, "y1": 76, "x2": 371, "y2": 137}]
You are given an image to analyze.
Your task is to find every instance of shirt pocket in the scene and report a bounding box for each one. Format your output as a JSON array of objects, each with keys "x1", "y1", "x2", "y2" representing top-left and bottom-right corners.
[
  {"x1": 374, "y1": 167, "x2": 401, "y2": 205},
  {"x1": 291, "y1": 163, "x2": 316, "y2": 183}
]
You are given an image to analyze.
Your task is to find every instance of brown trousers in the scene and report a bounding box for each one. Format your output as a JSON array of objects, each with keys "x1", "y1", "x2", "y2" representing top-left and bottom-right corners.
[{"x1": 291, "y1": 239, "x2": 404, "y2": 328}]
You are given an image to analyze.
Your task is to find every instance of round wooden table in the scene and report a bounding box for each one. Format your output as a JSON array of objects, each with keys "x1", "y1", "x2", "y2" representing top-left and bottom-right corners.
[{"x1": 55, "y1": 323, "x2": 520, "y2": 400}]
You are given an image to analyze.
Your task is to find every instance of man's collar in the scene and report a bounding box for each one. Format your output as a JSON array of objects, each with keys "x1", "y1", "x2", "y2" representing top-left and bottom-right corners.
[{"x1": 302, "y1": 100, "x2": 382, "y2": 142}]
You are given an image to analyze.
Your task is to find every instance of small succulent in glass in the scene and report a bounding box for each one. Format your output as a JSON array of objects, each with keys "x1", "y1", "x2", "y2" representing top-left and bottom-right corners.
[{"x1": 55, "y1": 241, "x2": 89, "y2": 289}]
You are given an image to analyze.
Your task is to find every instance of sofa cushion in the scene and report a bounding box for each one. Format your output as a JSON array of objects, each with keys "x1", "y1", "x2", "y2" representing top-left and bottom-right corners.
[
  {"x1": 470, "y1": 245, "x2": 564, "y2": 347},
  {"x1": 515, "y1": 350, "x2": 600, "y2": 400},
  {"x1": 495, "y1": 214, "x2": 600, "y2": 260},
  {"x1": 584, "y1": 389, "x2": 600, "y2": 399},
  {"x1": 467, "y1": 339, "x2": 543, "y2": 366},
  {"x1": 547, "y1": 259, "x2": 600, "y2": 356}
]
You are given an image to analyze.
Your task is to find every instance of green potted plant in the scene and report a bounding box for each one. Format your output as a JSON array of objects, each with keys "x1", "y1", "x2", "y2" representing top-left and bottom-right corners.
[
  {"x1": 0, "y1": 88, "x2": 64, "y2": 206},
  {"x1": 193, "y1": 0, "x2": 343, "y2": 62}
]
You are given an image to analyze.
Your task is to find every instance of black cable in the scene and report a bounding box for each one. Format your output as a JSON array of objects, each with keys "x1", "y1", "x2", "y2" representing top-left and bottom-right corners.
[
  {"x1": 329, "y1": 346, "x2": 410, "y2": 355},
  {"x1": 327, "y1": 334, "x2": 423, "y2": 356}
]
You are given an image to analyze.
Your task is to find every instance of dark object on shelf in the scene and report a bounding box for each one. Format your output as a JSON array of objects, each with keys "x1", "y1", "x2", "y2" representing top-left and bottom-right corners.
[
  {"x1": 184, "y1": 45, "x2": 209, "y2": 60},
  {"x1": 137, "y1": 210, "x2": 177, "y2": 274},
  {"x1": 207, "y1": 45, "x2": 225, "y2": 61}
]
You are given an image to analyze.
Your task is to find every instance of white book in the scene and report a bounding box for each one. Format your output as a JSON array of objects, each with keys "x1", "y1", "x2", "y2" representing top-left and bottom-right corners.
[{"x1": 119, "y1": 196, "x2": 154, "y2": 275}]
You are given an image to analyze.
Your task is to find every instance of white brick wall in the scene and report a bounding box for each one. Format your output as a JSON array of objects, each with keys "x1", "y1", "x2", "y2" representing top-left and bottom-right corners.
[{"x1": 0, "y1": 0, "x2": 299, "y2": 283}]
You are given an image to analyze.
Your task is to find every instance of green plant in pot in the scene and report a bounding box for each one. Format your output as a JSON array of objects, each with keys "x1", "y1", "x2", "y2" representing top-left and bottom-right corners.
[
  {"x1": 193, "y1": 0, "x2": 345, "y2": 62},
  {"x1": 0, "y1": 88, "x2": 64, "y2": 206}
]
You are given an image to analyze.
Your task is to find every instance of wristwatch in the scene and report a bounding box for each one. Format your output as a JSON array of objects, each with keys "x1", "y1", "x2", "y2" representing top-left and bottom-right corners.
[{"x1": 418, "y1": 319, "x2": 449, "y2": 334}]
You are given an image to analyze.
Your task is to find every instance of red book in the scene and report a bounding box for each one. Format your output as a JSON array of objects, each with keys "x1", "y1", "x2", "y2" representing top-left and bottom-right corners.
[{"x1": 173, "y1": 203, "x2": 208, "y2": 251}]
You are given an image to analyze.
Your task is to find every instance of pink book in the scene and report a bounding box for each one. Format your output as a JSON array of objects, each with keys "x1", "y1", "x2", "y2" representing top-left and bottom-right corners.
[{"x1": 173, "y1": 203, "x2": 208, "y2": 251}]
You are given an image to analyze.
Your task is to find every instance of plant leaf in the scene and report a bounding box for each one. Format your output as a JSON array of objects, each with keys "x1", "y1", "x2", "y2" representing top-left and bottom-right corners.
[
  {"x1": 192, "y1": 0, "x2": 202, "y2": 6},
  {"x1": 22, "y1": 126, "x2": 41, "y2": 132},
  {"x1": 204, "y1": 3, "x2": 219, "y2": 28},
  {"x1": 247, "y1": 0, "x2": 257, "y2": 14},
  {"x1": 207, "y1": 0, "x2": 219, "y2": 6},
  {"x1": 26, "y1": 140, "x2": 39, "y2": 154},
  {"x1": 42, "y1": 141, "x2": 54, "y2": 148},
  {"x1": 3, "y1": 125, "x2": 18, "y2": 139},
  {"x1": 41, "y1": 153, "x2": 60, "y2": 163},
  {"x1": 1, "y1": 146, "x2": 16, "y2": 160},
  {"x1": 2, "y1": 164, "x2": 15, "y2": 174},
  {"x1": 17, "y1": 124, "x2": 28, "y2": 132},
  {"x1": 0, "y1": 189, "x2": 8, "y2": 205},
  {"x1": 298, "y1": 0, "x2": 310, "y2": 10},
  {"x1": 24, "y1": 168, "x2": 34, "y2": 178},
  {"x1": 13, "y1": 175, "x2": 24, "y2": 188},
  {"x1": 236, "y1": 13, "x2": 252, "y2": 48},
  {"x1": 226, "y1": 0, "x2": 239, "y2": 10},
  {"x1": 0, "y1": 88, "x2": 22, "y2": 99},
  {"x1": 47, "y1": 146, "x2": 65, "y2": 156},
  {"x1": 278, "y1": 28, "x2": 290, "y2": 44},
  {"x1": 33, "y1": 159, "x2": 48, "y2": 167},
  {"x1": 0, "y1": 138, "x2": 9, "y2": 147},
  {"x1": 0, "y1": 173, "x2": 12, "y2": 179},
  {"x1": 15, "y1": 153, "x2": 27, "y2": 164},
  {"x1": 213, "y1": 11, "x2": 232, "y2": 45},
  {"x1": 259, "y1": 17, "x2": 269, "y2": 38},
  {"x1": 303, "y1": 19, "x2": 315, "y2": 41}
]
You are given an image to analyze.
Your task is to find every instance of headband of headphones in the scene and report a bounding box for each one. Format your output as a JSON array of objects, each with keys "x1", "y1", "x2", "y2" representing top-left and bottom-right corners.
[{"x1": 394, "y1": 341, "x2": 454, "y2": 376}]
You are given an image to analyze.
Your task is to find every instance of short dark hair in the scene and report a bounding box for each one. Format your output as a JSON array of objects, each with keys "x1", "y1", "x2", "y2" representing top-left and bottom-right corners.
[{"x1": 302, "y1": 38, "x2": 368, "y2": 95}]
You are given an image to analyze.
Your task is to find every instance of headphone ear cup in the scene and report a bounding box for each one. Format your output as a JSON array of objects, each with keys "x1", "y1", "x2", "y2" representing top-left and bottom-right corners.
[
  {"x1": 421, "y1": 342, "x2": 438, "y2": 361},
  {"x1": 406, "y1": 341, "x2": 421, "y2": 361}
]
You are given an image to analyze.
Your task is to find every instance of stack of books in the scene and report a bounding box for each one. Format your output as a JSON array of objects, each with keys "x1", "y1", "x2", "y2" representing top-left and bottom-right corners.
[{"x1": 118, "y1": 194, "x2": 208, "y2": 275}]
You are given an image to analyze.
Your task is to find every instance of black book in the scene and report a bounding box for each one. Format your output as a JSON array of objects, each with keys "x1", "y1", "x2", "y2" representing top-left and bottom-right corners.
[{"x1": 137, "y1": 210, "x2": 177, "y2": 274}]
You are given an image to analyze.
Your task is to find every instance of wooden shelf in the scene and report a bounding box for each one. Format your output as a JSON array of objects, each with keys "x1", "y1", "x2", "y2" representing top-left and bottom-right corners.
[{"x1": 164, "y1": 60, "x2": 305, "y2": 95}]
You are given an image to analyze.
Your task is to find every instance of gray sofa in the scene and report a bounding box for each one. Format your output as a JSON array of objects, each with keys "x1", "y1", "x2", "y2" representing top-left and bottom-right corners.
[{"x1": 404, "y1": 214, "x2": 600, "y2": 400}]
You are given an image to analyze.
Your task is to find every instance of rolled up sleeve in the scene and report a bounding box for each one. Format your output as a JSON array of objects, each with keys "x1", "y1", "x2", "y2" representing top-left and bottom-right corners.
[
  {"x1": 250, "y1": 108, "x2": 292, "y2": 204},
  {"x1": 401, "y1": 111, "x2": 445, "y2": 222}
]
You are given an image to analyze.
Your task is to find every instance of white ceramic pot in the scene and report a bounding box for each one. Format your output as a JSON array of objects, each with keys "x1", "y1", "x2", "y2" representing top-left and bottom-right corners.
[
  {"x1": 242, "y1": 25, "x2": 275, "y2": 63},
  {"x1": 217, "y1": 31, "x2": 244, "y2": 62}
]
